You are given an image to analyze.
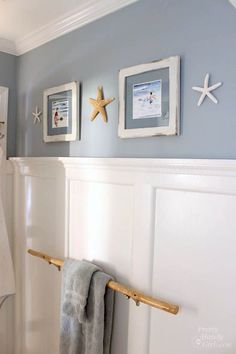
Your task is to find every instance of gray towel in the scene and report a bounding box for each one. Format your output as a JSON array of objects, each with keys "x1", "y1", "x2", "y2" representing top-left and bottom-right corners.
[{"x1": 60, "y1": 259, "x2": 115, "y2": 354}]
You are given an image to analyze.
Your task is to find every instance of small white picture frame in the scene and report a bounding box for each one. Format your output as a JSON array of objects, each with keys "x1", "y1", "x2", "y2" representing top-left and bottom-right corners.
[
  {"x1": 43, "y1": 81, "x2": 78, "y2": 142},
  {"x1": 118, "y1": 56, "x2": 180, "y2": 138}
]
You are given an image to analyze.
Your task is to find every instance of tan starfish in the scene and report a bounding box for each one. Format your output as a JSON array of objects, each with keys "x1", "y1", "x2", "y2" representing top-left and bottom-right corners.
[{"x1": 89, "y1": 86, "x2": 115, "y2": 122}]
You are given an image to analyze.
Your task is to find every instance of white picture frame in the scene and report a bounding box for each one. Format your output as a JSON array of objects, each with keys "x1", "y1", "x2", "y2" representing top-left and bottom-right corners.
[
  {"x1": 43, "y1": 81, "x2": 78, "y2": 142},
  {"x1": 0, "y1": 86, "x2": 9, "y2": 157},
  {"x1": 118, "y1": 56, "x2": 180, "y2": 138}
]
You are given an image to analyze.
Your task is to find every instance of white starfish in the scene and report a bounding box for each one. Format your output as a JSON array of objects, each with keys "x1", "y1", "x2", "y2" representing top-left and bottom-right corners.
[
  {"x1": 192, "y1": 74, "x2": 222, "y2": 106},
  {"x1": 32, "y1": 106, "x2": 42, "y2": 124}
]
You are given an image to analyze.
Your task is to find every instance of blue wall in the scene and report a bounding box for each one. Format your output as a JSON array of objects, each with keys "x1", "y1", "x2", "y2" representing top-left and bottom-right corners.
[
  {"x1": 0, "y1": 51, "x2": 16, "y2": 157},
  {"x1": 16, "y1": 0, "x2": 236, "y2": 158}
]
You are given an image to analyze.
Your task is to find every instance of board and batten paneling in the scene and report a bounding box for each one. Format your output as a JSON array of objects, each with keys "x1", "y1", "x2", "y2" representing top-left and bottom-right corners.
[
  {"x1": 11, "y1": 157, "x2": 236, "y2": 354},
  {"x1": 0, "y1": 161, "x2": 14, "y2": 354}
]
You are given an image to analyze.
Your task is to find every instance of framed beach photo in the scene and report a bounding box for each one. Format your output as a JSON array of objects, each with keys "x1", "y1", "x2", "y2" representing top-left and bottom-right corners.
[
  {"x1": 118, "y1": 56, "x2": 180, "y2": 138},
  {"x1": 43, "y1": 81, "x2": 78, "y2": 142}
]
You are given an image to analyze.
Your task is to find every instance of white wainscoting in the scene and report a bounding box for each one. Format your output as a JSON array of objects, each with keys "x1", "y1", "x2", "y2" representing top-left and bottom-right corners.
[
  {"x1": 0, "y1": 161, "x2": 14, "y2": 354},
  {"x1": 10, "y1": 157, "x2": 236, "y2": 354}
]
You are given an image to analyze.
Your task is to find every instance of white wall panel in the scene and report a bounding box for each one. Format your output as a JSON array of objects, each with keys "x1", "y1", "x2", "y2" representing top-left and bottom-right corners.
[
  {"x1": 69, "y1": 180, "x2": 135, "y2": 354},
  {"x1": 150, "y1": 189, "x2": 236, "y2": 354},
  {"x1": 23, "y1": 176, "x2": 62, "y2": 354},
  {"x1": 69, "y1": 181, "x2": 134, "y2": 273},
  {"x1": 11, "y1": 159, "x2": 66, "y2": 354}
]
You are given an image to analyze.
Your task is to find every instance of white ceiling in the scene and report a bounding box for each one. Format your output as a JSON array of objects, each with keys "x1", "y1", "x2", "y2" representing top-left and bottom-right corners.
[
  {"x1": 0, "y1": 0, "x2": 83, "y2": 41},
  {"x1": 0, "y1": 0, "x2": 138, "y2": 55}
]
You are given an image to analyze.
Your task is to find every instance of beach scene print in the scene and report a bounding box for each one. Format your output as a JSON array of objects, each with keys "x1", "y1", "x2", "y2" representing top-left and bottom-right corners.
[
  {"x1": 133, "y1": 79, "x2": 162, "y2": 119},
  {"x1": 52, "y1": 99, "x2": 69, "y2": 128}
]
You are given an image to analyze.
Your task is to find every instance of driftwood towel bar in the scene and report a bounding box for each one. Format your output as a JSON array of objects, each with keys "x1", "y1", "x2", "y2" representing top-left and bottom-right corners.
[{"x1": 28, "y1": 249, "x2": 179, "y2": 315}]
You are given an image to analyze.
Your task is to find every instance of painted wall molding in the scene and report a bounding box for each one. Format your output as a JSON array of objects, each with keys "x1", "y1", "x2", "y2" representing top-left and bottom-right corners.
[
  {"x1": 229, "y1": 0, "x2": 236, "y2": 9},
  {"x1": 0, "y1": 0, "x2": 139, "y2": 56},
  {"x1": 10, "y1": 156, "x2": 236, "y2": 178}
]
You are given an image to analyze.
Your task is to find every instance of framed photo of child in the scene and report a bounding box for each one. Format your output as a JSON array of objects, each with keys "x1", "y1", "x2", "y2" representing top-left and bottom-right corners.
[
  {"x1": 118, "y1": 56, "x2": 180, "y2": 138},
  {"x1": 43, "y1": 82, "x2": 79, "y2": 142}
]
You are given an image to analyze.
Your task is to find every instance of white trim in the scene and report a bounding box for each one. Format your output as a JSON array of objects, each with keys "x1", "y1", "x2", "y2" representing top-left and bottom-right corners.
[
  {"x1": 13, "y1": 0, "x2": 139, "y2": 56},
  {"x1": 229, "y1": 0, "x2": 236, "y2": 9},
  {"x1": 118, "y1": 56, "x2": 180, "y2": 138},
  {"x1": 10, "y1": 157, "x2": 236, "y2": 178},
  {"x1": 0, "y1": 38, "x2": 16, "y2": 56}
]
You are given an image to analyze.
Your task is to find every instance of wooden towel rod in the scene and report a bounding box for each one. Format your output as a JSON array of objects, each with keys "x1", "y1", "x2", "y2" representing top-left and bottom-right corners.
[{"x1": 28, "y1": 249, "x2": 179, "y2": 315}]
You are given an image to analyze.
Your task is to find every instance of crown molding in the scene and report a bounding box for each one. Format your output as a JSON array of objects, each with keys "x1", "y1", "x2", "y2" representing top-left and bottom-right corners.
[
  {"x1": 13, "y1": 0, "x2": 138, "y2": 56},
  {"x1": 0, "y1": 38, "x2": 16, "y2": 56},
  {"x1": 229, "y1": 0, "x2": 236, "y2": 8}
]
